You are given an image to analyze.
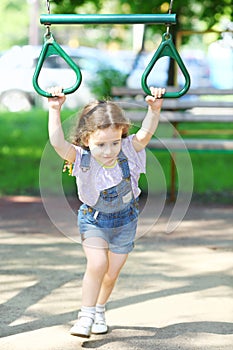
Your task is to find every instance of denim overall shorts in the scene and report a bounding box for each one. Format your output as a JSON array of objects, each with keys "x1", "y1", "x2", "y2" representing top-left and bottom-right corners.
[{"x1": 78, "y1": 150, "x2": 139, "y2": 254}]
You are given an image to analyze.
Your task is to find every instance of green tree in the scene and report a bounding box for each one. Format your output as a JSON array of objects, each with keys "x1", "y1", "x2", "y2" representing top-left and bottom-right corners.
[
  {"x1": 51, "y1": 0, "x2": 232, "y2": 31},
  {"x1": 48, "y1": 0, "x2": 232, "y2": 86},
  {"x1": 51, "y1": 0, "x2": 103, "y2": 13},
  {"x1": 0, "y1": 0, "x2": 30, "y2": 50},
  {"x1": 118, "y1": 0, "x2": 232, "y2": 84}
]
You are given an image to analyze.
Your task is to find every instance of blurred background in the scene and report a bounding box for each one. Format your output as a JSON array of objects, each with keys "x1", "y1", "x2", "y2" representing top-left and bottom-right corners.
[{"x1": 0, "y1": 0, "x2": 232, "y2": 202}]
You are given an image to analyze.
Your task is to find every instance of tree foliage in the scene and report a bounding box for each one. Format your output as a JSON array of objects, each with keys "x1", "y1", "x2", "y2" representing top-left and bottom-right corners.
[
  {"x1": 51, "y1": 0, "x2": 103, "y2": 14},
  {"x1": 51, "y1": 0, "x2": 232, "y2": 30},
  {"x1": 48, "y1": 0, "x2": 232, "y2": 88},
  {"x1": 120, "y1": 0, "x2": 232, "y2": 30},
  {"x1": 0, "y1": 0, "x2": 231, "y2": 51},
  {"x1": 0, "y1": 0, "x2": 29, "y2": 50}
]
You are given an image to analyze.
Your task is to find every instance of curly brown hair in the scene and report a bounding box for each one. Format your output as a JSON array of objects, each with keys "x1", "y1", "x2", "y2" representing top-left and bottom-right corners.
[{"x1": 71, "y1": 100, "x2": 130, "y2": 150}]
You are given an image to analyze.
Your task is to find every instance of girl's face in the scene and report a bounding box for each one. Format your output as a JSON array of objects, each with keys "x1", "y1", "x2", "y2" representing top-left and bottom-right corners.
[{"x1": 85, "y1": 127, "x2": 123, "y2": 167}]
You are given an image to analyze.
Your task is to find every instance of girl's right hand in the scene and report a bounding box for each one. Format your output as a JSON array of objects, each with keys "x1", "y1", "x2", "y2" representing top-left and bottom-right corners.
[{"x1": 47, "y1": 86, "x2": 66, "y2": 110}]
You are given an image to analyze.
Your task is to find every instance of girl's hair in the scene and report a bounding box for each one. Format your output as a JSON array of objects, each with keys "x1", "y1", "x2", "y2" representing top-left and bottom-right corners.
[{"x1": 72, "y1": 100, "x2": 130, "y2": 149}]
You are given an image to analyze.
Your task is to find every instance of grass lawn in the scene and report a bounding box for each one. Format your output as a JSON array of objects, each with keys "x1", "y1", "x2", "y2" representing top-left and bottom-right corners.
[
  {"x1": 0, "y1": 108, "x2": 232, "y2": 202},
  {"x1": 0, "y1": 109, "x2": 76, "y2": 196}
]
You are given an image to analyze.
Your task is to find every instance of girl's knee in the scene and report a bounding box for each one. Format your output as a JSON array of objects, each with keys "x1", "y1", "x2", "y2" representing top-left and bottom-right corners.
[
  {"x1": 106, "y1": 252, "x2": 128, "y2": 282},
  {"x1": 86, "y1": 251, "x2": 109, "y2": 276},
  {"x1": 104, "y1": 269, "x2": 120, "y2": 285},
  {"x1": 90, "y1": 258, "x2": 108, "y2": 275}
]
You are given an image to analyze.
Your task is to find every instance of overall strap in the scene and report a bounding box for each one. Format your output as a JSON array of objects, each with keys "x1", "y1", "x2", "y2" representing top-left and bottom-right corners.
[
  {"x1": 80, "y1": 149, "x2": 130, "y2": 178},
  {"x1": 80, "y1": 149, "x2": 91, "y2": 172},
  {"x1": 117, "y1": 150, "x2": 131, "y2": 180}
]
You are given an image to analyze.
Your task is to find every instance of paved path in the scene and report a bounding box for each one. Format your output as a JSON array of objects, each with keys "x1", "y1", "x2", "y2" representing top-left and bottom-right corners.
[{"x1": 0, "y1": 196, "x2": 233, "y2": 349}]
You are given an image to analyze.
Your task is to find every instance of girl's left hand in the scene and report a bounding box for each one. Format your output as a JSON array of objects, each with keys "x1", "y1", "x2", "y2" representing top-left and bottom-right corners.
[
  {"x1": 145, "y1": 87, "x2": 166, "y2": 111},
  {"x1": 47, "y1": 86, "x2": 66, "y2": 111}
]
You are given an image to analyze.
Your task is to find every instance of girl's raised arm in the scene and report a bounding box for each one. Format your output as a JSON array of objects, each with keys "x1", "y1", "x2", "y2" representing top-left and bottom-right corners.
[
  {"x1": 48, "y1": 87, "x2": 76, "y2": 162},
  {"x1": 132, "y1": 87, "x2": 165, "y2": 152}
]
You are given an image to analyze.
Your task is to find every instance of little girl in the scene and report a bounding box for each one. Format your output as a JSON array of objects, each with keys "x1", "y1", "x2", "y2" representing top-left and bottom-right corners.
[{"x1": 47, "y1": 86, "x2": 165, "y2": 338}]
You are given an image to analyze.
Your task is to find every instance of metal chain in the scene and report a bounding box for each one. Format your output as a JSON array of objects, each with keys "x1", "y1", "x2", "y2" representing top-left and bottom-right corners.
[
  {"x1": 166, "y1": 0, "x2": 174, "y2": 35},
  {"x1": 45, "y1": 0, "x2": 51, "y2": 37},
  {"x1": 46, "y1": 0, "x2": 51, "y2": 14},
  {"x1": 168, "y1": 0, "x2": 174, "y2": 14}
]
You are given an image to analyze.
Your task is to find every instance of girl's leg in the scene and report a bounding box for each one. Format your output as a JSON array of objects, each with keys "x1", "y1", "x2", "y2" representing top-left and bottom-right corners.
[
  {"x1": 82, "y1": 237, "x2": 109, "y2": 306},
  {"x1": 96, "y1": 251, "x2": 128, "y2": 305},
  {"x1": 70, "y1": 237, "x2": 109, "y2": 338},
  {"x1": 91, "y1": 251, "x2": 128, "y2": 334}
]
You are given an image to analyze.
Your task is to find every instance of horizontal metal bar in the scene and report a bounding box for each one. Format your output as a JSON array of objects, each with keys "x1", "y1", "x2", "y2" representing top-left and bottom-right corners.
[{"x1": 40, "y1": 14, "x2": 176, "y2": 25}]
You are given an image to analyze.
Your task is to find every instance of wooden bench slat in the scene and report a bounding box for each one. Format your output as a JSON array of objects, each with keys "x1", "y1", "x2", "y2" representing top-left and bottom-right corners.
[
  {"x1": 116, "y1": 100, "x2": 233, "y2": 111},
  {"x1": 112, "y1": 87, "x2": 233, "y2": 97},
  {"x1": 125, "y1": 110, "x2": 233, "y2": 122},
  {"x1": 148, "y1": 138, "x2": 233, "y2": 151}
]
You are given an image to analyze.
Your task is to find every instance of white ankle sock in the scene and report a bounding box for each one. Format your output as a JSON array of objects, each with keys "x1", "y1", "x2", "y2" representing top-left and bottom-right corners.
[
  {"x1": 81, "y1": 306, "x2": 96, "y2": 315},
  {"x1": 96, "y1": 304, "x2": 106, "y2": 313}
]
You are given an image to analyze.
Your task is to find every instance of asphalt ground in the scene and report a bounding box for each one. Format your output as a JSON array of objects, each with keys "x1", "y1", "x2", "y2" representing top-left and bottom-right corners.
[{"x1": 0, "y1": 196, "x2": 233, "y2": 350}]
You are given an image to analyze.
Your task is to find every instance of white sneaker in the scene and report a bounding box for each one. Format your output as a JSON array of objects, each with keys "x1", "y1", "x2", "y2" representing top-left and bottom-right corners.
[
  {"x1": 92, "y1": 310, "x2": 108, "y2": 335},
  {"x1": 70, "y1": 311, "x2": 95, "y2": 338}
]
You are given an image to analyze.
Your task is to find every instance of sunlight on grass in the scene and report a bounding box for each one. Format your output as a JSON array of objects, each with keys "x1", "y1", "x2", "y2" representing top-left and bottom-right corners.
[{"x1": 1, "y1": 146, "x2": 42, "y2": 157}]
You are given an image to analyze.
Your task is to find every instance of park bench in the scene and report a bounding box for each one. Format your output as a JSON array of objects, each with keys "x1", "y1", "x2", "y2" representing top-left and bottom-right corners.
[{"x1": 111, "y1": 87, "x2": 233, "y2": 200}]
